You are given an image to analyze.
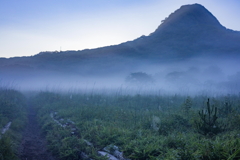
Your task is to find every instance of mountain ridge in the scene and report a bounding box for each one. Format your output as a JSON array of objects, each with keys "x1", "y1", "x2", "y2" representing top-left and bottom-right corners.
[
  {"x1": 154, "y1": 3, "x2": 225, "y2": 33},
  {"x1": 127, "y1": 3, "x2": 240, "y2": 59},
  {"x1": 1, "y1": 3, "x2": 240, "y2": 75}
]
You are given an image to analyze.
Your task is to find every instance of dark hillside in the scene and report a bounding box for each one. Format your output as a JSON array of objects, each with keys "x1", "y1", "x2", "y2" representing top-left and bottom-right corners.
[
  {"x1": 1, "y1": 4, "x2": 240, "y2": 72},
  {"x1": 129, "y1": 4, "x2": 240, "y2": 59},
  {"x1": 1, "y1": 3, "x2": 240, "y2": 92}
]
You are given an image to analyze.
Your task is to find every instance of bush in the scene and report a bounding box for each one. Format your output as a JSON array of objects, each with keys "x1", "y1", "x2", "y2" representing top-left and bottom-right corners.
[{"x1": 195, "y1": 98, "x2": 225, "y2": 137}]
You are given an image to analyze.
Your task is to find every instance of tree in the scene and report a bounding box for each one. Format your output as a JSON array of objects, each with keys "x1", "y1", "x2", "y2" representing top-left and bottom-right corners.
[
  {"x1": 125, "y1": 72, "x2": 154, "y2": 85},
  {"x1": 195, "y1": 98, "x2": 225, "y2": 137}
]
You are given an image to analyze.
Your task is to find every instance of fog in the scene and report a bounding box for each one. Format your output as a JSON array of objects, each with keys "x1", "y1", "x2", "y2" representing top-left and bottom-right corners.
[{"x1": 1, "y1": 55, "x2": 240, "y2": 96}]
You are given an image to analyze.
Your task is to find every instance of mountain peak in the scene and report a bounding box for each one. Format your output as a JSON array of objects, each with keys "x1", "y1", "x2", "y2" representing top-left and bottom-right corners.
[
  {"x1": 128, "y1": 3, "x2": 240, "y2": 59},
  {"x1": 151, "y1": 3, "x2": 224, "y2": 35}
]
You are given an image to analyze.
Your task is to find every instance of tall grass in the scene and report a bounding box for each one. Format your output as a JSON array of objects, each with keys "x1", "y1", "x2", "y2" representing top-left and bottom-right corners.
[
  {"x1": 0, "y1": 88, "x2": 27, "y2": 160},
  {"x1": 32, "y1": 90, "x2": 240, "y2": 159}
]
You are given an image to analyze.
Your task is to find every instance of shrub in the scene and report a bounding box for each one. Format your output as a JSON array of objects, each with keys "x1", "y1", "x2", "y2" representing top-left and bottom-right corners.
[{"x1": 195, "y1": 98, "x2": 225, "y2": 137}]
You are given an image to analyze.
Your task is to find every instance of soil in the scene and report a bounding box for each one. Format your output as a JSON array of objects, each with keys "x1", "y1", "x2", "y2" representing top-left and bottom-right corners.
[{"x1": 18, "y1": 106, "x2": 57, "y2": 160}]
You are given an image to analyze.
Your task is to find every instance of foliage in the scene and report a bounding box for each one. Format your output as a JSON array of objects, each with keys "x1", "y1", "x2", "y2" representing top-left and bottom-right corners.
[
  {"x1": 0, "y1": 88, "x2": 27, "y2": 160},
  {"x1": 0, "y1": 135, "x2": 17, "y2": 160},
  {"x1": 125, "y1": 72, "x2": 154, "y2": 85},
  {"x1": 195, "y1": 98, "x2": 225, "y2": 137},
  {"x1": 182, "y1": 96, "x2": 192, "y2": 118},
  {"x1": 31, "y1": 91, "x2": 240, "y2": 160}
]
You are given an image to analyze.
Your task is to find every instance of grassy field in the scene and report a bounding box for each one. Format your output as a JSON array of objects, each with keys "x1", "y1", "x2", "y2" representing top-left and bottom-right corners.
[
  {"x1": 31, "y1": 91, "x2": 240, "y2": 160},
  {"x1": 0, "y1": 88, "x2": 27, "y2": 160}
]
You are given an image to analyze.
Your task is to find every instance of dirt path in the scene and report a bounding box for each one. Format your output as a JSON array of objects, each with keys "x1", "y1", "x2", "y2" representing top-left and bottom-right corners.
[{"x1": 18, "y1": 106, "x2": 56, "y2": 160}]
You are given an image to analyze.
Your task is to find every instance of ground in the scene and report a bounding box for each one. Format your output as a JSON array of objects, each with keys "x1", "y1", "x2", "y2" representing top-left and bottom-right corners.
[{"x1": 18, "y1": 106, "x2": 56, "y2": 160}]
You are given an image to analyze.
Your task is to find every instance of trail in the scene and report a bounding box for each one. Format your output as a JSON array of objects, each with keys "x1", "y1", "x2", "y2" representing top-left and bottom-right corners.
[{"x1": 19, "y1": 106, "x2": 56, "y2": 160}]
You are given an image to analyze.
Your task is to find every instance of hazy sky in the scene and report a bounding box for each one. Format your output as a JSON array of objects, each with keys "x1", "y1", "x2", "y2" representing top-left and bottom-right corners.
[{"x1": 1, "y1": 0, "x2": 240, "y2": 58}]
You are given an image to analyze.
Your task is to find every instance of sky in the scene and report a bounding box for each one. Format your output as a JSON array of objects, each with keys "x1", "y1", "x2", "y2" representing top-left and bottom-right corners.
[{"x1": 0, "y1": 0, "x2": 240, "y2": 58}]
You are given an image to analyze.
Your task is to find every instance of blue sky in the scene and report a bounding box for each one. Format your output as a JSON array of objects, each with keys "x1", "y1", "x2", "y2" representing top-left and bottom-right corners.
[{"x1": 0, "y1": 0, "x2": 240, "y2": 58}]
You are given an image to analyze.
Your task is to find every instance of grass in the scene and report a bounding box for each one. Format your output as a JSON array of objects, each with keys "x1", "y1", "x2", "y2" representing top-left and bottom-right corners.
[
  {"x1": 31, "y1": 91, "x2": 240, "y2": 160},
  {"x1": 0, "y1": 88, "x2": 27, "y2": 160}
]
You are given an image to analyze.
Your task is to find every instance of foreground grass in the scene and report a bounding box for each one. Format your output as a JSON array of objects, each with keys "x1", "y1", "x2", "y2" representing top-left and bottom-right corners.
[
  {"x1": 0, "y1": 88, "x2": 27, "y2": 160},
  {"x1": 32, "y1": 91, "x2": 240, "y2": 160}
]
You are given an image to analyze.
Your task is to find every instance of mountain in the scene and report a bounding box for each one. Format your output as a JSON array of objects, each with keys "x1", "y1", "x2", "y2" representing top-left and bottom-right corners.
[
  {"x1": 1, "y1": 3, "x2": 240, "y2": 92},
  {"x1": 128, "y1": 3, "x2": 240, "y2": 59}
]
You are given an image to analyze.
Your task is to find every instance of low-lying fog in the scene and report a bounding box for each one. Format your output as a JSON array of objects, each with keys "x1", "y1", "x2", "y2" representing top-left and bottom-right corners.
[{"x1": 1, "y1": 56, "x2": 240, "y2": 95}]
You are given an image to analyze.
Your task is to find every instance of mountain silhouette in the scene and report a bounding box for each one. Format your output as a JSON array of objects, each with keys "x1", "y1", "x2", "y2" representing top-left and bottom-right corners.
[
  {"x1": 155, "y1": 3, "x2": 224, "y2": 33},
  {"x1": 127, "y1": 3, "x2": 240, "y2": 59},
  {"x1": 0, "y1": 3, "x2": 240, "y2": 76}
]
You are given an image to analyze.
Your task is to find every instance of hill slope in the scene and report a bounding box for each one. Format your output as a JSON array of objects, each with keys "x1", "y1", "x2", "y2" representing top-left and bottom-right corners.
[
  {"x1": 1, "y1": 3, "x2": 240, "y2": 93},
  {"x1": 1, "y1": 4, "x2": 240, "y2": 72}
]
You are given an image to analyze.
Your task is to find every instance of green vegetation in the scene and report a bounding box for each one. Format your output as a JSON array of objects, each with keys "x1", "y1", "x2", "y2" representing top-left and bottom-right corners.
[
  {"x1": 195, "y1": 98, "x2": 225, "y2": 137},
  {"x1": 126, "y1": 72, "x2": 154, "y2": 85},
  {"x1": 31, "y1": 91, "x2": 240, "y2": 160},
  {"x1": 0, "y1": 88, "x2": 27, "y2": 160}
]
